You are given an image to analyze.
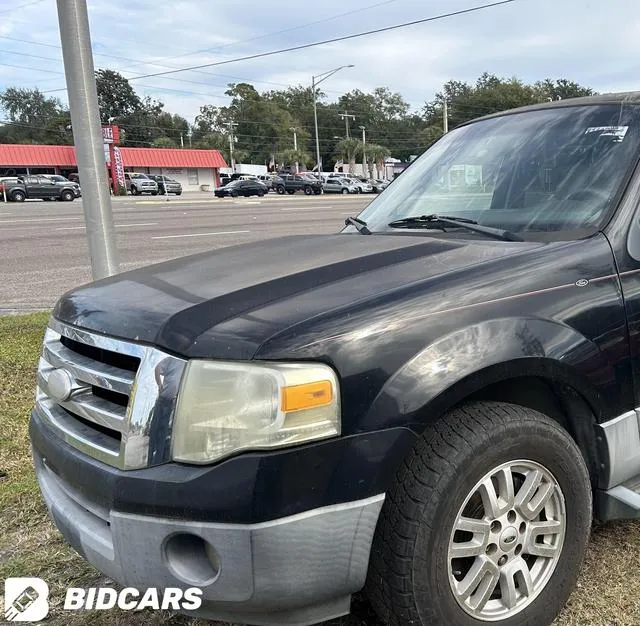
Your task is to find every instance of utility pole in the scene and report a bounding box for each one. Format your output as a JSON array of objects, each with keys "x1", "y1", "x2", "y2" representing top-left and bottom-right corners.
[
  {"x1": 290, "y1": 127, "x2": 299, "y2": 174},
  {"x1": 180, "y1": 133, "x2": 184, "y2": 148},
  {"x1": 359, "y1": 125, "x2": 367, "y2": 178},
  {"x1": 56, "y1": 0, "x2": 118, "y2": 279},
  {"x1": 311, "y1": 65, "x2": 354, "y2": 181},
  {"x1": 340, "y1": 111, "x2": 356, "y2": 138},
  {"x1": 443, "y1": 99, "x2": 449, "y2": 134},
  {"x1": 228, "y1": 122, "x2": 238, "y2": 173},
  {"x1": 187, "y1": 128, "x2": 192, "y2": 148}
]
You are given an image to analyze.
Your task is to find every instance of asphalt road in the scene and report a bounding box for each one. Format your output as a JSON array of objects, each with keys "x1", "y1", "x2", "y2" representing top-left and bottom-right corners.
[{"x1": 0, "y1": 192, "x2": 373, "y2": 314}]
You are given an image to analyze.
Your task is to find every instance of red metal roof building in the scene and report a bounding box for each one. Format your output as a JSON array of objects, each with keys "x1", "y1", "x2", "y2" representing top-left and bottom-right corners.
[{"x1": 0, "y1": 143, "x2": 227, "y2": 191}]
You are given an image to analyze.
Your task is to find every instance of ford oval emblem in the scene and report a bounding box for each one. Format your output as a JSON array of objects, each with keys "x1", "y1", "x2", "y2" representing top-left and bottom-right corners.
[
  {"x1": 575, "y1": 279, "x2": 589, "y2": 288},
  {"x1": 47, "y1": 368, "x2": 75, "y2": 402}
]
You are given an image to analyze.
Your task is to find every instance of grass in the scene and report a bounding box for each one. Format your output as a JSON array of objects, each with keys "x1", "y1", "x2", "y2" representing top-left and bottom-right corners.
[{"x1": 1, "y1": 313, "x2": 639, "y2": 625}]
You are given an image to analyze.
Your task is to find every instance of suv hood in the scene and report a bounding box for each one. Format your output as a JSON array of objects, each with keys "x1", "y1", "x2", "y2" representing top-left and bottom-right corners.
[{"x1": 54, "y1": 234, "x2": 540, "y2": 359}]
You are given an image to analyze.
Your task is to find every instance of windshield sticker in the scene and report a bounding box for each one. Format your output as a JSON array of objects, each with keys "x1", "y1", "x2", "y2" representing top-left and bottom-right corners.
[{"x1": 585, "y1": 126, "x2": 629, "y2": 141}]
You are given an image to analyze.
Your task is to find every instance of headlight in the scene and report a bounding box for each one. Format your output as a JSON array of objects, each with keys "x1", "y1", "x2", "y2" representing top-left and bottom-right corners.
[{"x1": 172, "y1": 361, "x2": 340, "y2": 463}]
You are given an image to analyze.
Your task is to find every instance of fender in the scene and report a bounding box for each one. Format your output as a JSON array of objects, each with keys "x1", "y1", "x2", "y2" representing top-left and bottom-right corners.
[{"x1": 361, "y1": 317, "x2": 615, "y2": 434}]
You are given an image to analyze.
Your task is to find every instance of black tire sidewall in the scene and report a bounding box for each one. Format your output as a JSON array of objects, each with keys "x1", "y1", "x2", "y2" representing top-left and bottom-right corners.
[{"x1": 413, "y1": 418, "x2": 591, "y2": 626}]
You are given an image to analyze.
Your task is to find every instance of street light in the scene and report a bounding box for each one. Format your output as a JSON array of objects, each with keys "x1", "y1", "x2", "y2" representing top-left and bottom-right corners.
[
  {"x1": 290, "y1": 126, "x2": 298, "y2": 173},
  {"x1": 359, "y1": 125, "x2": 366, "y2": 177},
  {"x1": 312, "y1": 65, "x2": 354, "y2": 180}
]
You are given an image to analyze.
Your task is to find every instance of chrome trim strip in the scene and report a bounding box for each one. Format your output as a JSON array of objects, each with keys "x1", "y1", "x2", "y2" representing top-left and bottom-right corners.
[
  {"x1": 600, "y1": 409, "x2": 640, "y2": 489},
  {"x1": 49, "y1": 317, "x2": 148, "y2": 359},
  {"x1": 43, "y1": 334, "x2": 135, "y2": 396}
]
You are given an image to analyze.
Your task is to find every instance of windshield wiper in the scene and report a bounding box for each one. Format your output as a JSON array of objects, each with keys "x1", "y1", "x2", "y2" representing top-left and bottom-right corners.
[
  {"x1": 387, "y1": 214, "x2": 523, "y2": 242},
  {"x1": 345, "y1": 216, "x2": 372, "y2": 235}
]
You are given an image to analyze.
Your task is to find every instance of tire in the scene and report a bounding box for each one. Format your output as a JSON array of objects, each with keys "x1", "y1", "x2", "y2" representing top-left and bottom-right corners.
[
  {"x1": 11, "y1": 190, "x2": 25, "y2": 202},
  {"x1": 258, "y1": 191, "x2": 265, "y2": 197},
  {"x1": 277, "y1": 186, "x2": 286, "y2": 195},
  {"x1": 366, "y1": 401, "x2": 591, "y2": 626},
  {"x1": 341, "y1": 188, "x2": 349, "y2": 195},
  {"x1": 61, "y1": 190, "x2": 75, "y2": 202},
  {"x1": 130, "y1": 186, "x2": 138, "y2": 196},
  {"x1": 304, "y1": 185, "x2": 313, "y2": 195},
  {"x1": 151, "y1": 191, "x2": 158, "y2": 196}
]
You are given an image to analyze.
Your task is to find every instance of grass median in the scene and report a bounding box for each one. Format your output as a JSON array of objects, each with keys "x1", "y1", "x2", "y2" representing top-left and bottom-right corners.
[{"x1": 0, "y1": 312, "x2": 639, "y2": 625}]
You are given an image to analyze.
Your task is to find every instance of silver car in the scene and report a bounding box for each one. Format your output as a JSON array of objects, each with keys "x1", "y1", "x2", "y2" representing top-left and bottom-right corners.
[
  {"x1": 322, "y1": 178, "x2": 359, "y2": 194},
  {"x1": 350, "y1": 179, "x2": 374, "y2": 194},
  {"x1": 125, "y1": 172, "x2": 158, "y2": 195}
]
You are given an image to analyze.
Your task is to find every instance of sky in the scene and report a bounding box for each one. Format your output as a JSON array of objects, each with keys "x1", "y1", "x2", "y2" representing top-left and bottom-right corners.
[{"x1": 0, "y1": 0, "x2": 639, "y2": 124}]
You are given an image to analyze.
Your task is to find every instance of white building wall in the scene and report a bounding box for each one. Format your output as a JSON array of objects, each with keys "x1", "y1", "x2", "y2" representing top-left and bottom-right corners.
[{"x1": 145, "y1": 167, "x2": 217, "y2": 191}]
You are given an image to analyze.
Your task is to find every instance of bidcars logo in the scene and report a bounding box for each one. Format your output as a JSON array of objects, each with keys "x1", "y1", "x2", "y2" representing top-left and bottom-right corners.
[
  {"x1": 3, "y1": 578, "x2": 202, "y2": 620},
  {"x1": 64, "y1": 587, "x2": 203, "y2": 611},
  {"x1": 4, "y1": 578, "x2": 49, "y2": 622}
]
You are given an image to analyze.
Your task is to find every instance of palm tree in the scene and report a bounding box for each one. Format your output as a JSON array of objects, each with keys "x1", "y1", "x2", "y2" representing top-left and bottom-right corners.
[
  {"x1": 365, "y1": 143, "x2": 391, "y2": 179},
  {"x1": 335, "y1": 137, "x2": 361, "y2": 174},
  {"x1": 278, "y1": 148, "x2": 312, "y2": 172}
]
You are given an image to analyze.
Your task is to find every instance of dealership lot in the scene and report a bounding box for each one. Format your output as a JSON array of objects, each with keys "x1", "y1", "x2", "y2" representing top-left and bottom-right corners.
[{"x1": 0, "y1": 193, "x2": 372, "y2": 314}]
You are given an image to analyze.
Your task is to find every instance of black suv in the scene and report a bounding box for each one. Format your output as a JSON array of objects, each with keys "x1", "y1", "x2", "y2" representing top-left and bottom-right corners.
[
  {"x1": 275, "y1": 174, "x2": 322, "y2": 195},
  {"x1": 31, "y1": 93, "x2": 640, "y2": 626}
]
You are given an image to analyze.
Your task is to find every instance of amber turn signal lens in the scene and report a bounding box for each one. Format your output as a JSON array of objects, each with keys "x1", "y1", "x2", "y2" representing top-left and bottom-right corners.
[{"x1": 281, "y1": 380, "x2": 333, "y2": 412}]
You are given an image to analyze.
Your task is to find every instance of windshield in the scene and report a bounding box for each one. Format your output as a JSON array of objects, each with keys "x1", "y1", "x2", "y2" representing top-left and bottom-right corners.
[
  {"x1": 358, "y1": 104, "x2": 640, "y2": 239},
  {"x1": 130, "y1": 173, "x2": 148, "y2": 179}
]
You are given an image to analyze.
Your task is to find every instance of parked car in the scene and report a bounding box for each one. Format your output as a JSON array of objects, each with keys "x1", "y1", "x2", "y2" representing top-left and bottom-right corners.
[
  {"x1": 125, "y1": 172, "x2": 158, "y2": 195},
  {"x1": 322, "y1": 177, "x2": 359, "y2": 194},
  {"x1": 68, "y1": 172, "x2": 80, "y2": 184},
  {"x1": 350, "y1": 179, "x2": 374, "y2": 194},
  {"x1": 149, "y1": 175, "x2": 182, "y2": 195},
  {"x1": 214, "y1": 179, "x2": 268, "y2": 197},
  {"x1": 1, "y1": 175, "x2": 77, "y2": 202},
  {"x1": 42, "y1": 174, "x2": 82, "y2": 197},
  {"x1": 31, "y1": 93, "x2": 640, "y2": 626},
  {"x1": 369, "y1": 179, "x2": 390, "y2": 193},
  {"x1": 256, "y1": 174, "x2": 277, "y2": 189},
  {"x1": 275, "y1": 174, "x2": 322, "y2": 195}
]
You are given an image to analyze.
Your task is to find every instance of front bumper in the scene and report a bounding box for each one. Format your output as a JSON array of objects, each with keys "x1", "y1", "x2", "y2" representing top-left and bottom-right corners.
[{"x1": 31, "y1": 412, "x2": 413, "y2": 624}]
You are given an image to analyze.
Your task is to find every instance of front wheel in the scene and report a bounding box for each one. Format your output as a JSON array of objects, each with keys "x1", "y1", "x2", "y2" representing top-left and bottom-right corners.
[
  {"x1": 304, "y1": 185, "x2": 313, "y2": 195},
  {"x1": 130, "y1": 186, "x2": 138, "y2": 196},
  {"x1": 276, "y1": 186, "x2": 285, "y2": 195},
  {"x1": 341, "y1": 188, "x2": 349, "y2": 195},
  {"x1": 366, "y1": 401, "x2": 591, "y2": 626},
  {"x1": 11, "y1": 190, "x2": 25, "y2": 202},
  {"x1": 61, "y1": 190, "x2": 75, "y2": 202}
]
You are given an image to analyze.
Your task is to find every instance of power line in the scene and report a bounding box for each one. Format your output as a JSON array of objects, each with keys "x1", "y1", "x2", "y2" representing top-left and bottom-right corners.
[
  {"x1": 0, "y1": 0, "x2": 46, "y2": 14},
  {"x1": 126, "y1": 0, "x2": 522, "y2": 81},
  {"x1": 116, "y1": 0, "x2": 404, "y2": 71}
]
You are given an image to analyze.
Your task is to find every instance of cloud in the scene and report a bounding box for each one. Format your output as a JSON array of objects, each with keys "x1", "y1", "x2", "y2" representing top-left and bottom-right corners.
[{"x1": 0, "y1": 0, "x2": 639, "y2": 123}]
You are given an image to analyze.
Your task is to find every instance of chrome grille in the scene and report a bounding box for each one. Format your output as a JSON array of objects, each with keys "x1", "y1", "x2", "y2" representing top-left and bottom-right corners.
[{"x1": 35, "y1": 319, "x2": 186, "y2": 470}]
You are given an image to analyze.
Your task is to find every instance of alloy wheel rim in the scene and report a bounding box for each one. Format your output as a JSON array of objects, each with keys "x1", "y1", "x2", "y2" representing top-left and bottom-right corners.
[{"x1": 447, "y1": 459, "x2": 566, "y2": 621}]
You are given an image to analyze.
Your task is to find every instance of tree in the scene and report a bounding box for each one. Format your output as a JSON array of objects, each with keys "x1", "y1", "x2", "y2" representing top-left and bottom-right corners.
[
  {"x1": 365, "y1": 143, "x2": 391, "y2": 178},
  {"x1": 534, "y1": 78, "x2": 595, "y2": 101},
  {"x1": 95, "y1": 69, "x2": 141, "y2": 122},
  {"x1": 278, "y1": 148, "x2": 312, "y2": 171},
  {"x1": 335, "y1": 137, "x2": 361, "y2": 173},
  {"x1": 152, "y1": 136, "x2": 177, "y2": 148},
  {"x1": 0, "y1": 88, "x2": 72, "y2": 144}
]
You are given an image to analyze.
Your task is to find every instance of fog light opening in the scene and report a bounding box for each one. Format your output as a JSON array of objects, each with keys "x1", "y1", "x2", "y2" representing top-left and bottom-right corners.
[{"x1": 164, "y1": 533, "x2": 221, "y2": 586}]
